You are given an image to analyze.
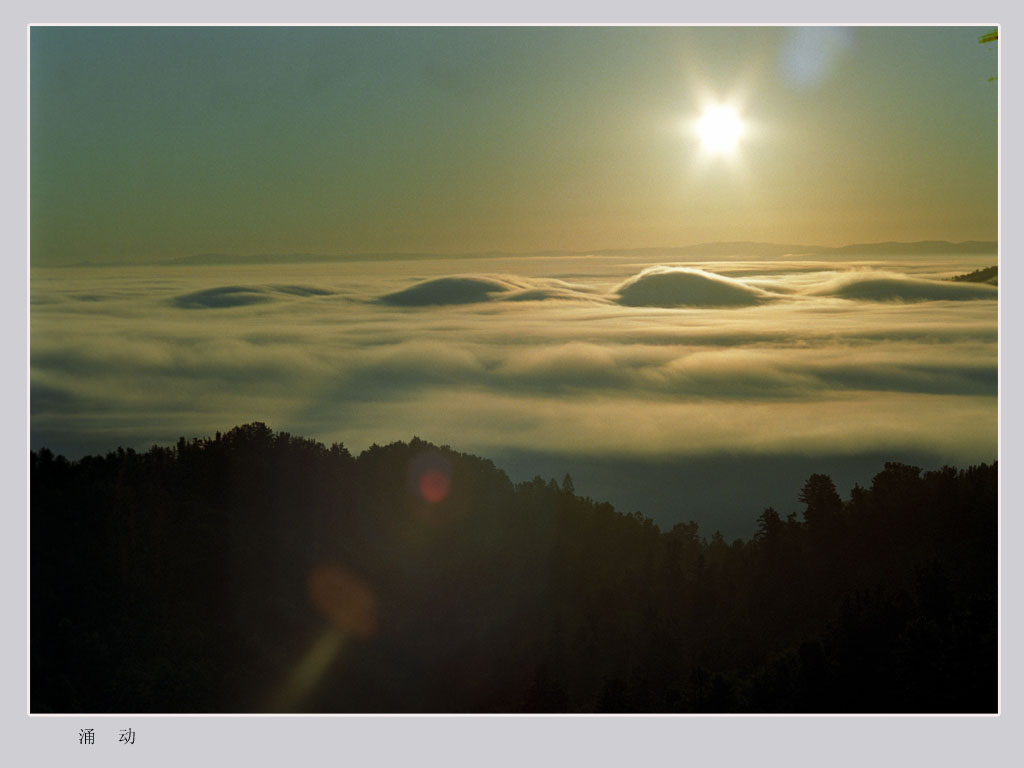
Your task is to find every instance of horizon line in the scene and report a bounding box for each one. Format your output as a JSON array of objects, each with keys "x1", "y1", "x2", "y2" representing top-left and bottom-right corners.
[{"x1": 42, "y1": 238, "x2": 999, "y2": 269}]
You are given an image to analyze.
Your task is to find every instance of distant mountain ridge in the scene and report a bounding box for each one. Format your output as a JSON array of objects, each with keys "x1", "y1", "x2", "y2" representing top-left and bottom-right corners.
[
  {"x1": 829, "y1": 240, "x2": 997, "y2": 255},
  {"x1": 592, "y1": 240, "x2": 998, "y2": 258},
  {"x1": 54, "y1": 240, "x2": 997, "y2": 268}
]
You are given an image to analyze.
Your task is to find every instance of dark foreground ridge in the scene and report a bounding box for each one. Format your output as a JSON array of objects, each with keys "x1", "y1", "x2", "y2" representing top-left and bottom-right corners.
[{"x1": 31, "y1": 423, "x2": 996, "y2": 713}]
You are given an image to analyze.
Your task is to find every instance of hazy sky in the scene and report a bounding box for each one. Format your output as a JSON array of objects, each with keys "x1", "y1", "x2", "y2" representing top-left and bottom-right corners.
[{"x1": 30, "y1": 26, "x2": 997, "y2": 265}]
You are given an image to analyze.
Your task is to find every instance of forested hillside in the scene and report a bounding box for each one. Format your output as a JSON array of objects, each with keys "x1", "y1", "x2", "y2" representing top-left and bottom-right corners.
[
  {"x1": 951, "y1": 265, "x2": 998, "y2": 285},
  {"x1": 31, "y1": 424, "x2": 996, "y2": 713}
]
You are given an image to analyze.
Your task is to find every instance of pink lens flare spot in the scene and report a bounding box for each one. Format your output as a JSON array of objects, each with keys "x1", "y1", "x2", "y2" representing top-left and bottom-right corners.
[{"x1": 418, "y1": 468, "x2": 451, "y2": 504}]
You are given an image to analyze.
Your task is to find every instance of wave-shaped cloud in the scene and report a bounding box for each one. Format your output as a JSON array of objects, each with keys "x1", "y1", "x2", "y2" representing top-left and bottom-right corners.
[
  {"x1": 809, "y1": 273, "x2": 997, "y2": 303},
  {"x1": 378, "y1": 275, "x2": 599, "y2": 306},
  {"x1": 379, "y1": 276, "x2": 516, "y2": 306},
  {"x1": 173, "y1": 284, "x2": 334, "y2": 309},
  {"x1": 375, "y1": 267, "x2": 999, "y2": 310},
  {"x1": 380, "y1": 268, "x2": 775, "y2": 309},
  {"x1": 614, "y1": 267, "x2": 772, "y2": 308},
  {"x1": 173, "y1": 286, "x2": 272, "y2": 309}
]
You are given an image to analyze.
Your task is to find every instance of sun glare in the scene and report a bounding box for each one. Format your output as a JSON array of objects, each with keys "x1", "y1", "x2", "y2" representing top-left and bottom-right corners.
[{"x1": 695, "y1": 104, "x2": 746, "y2": 157}]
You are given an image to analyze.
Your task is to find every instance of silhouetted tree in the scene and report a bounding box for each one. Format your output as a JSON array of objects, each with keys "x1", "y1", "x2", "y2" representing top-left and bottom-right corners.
[
  {"x1": 30, "y1": 425, "x2": 996, "y2": 714},
  {"x1": 756, "y1": 507, "x2": 784, "y2": 542},
  {"x1": 799, "y1": 473, "x2": 842, "y2": 532}
]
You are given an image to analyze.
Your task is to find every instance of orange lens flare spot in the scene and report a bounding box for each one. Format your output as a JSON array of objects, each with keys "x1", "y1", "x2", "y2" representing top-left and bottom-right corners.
[
  {"x1": 418, "y1": 468, "x2": 451, "y2": 504},
  {"x1": 308, "y1": 565, "x2": 377, "y2": 638}
]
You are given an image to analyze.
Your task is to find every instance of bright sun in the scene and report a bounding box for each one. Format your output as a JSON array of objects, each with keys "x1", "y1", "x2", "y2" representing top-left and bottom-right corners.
[{"x1": 695, "y1": 104, "x2": 746, "y2": 157}]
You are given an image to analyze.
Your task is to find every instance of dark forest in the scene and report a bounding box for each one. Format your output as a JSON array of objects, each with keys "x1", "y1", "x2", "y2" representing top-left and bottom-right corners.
[{"x1": 31, "y1": 423, "x2": 996, "y2": 713}]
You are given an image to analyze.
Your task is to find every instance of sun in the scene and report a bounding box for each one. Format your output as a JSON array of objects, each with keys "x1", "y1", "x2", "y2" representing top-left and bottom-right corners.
[{"x1": 694, "y1": 104, "x2": 746, "y2": 157}]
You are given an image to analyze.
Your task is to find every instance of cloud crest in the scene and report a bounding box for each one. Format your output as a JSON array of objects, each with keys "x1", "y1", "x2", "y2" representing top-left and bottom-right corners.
[
  {"x1": 372, "y1": 267, "x2": 1000, "y2": 309},
  {"x1": 378, "y1": 268, "x2": 775, "y2": 308},
  {"x1": 614, "y1": 267, "x2": 772, "y2": 308},
  {"x1": 377, "y1": 275, "x2": 600, "y2": 306},
  {"x1": 379, "y1": 276, "x2": 515, "y2": 306},
  {"x1": 173, "y1": 284, "x2": 334, "y2": 309},
  {"x1": 809, "y1": 273, "x2": 997, "y2": 303}
]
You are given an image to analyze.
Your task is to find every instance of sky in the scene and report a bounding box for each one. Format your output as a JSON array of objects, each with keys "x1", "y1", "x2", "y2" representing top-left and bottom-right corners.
[{"x1": 30, "y1": 26, "x2": 997, "y2": 265}]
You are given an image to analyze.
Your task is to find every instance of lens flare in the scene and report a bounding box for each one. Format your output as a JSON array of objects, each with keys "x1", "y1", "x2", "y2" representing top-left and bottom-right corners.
[
  {"x1": 408, "y1": 450, "x2": 453, "y2": 505},
  {"x1": 308, "y1": 564, "x2": 377, "y2": 637},
  {"x1": 270, "y1": 627, "x2": 346, "y2": 712},
  {"x1": 419, "y1": 468, "x2": 451, "y2": 503},
  {"x1": 270, "y1": 564, "x2": 377, "y2": 711}
]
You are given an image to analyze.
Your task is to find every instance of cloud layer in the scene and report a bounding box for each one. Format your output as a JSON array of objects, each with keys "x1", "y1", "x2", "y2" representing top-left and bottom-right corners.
[{"x1": 31, "y1": 255, "x2": 997, "y2": 473}]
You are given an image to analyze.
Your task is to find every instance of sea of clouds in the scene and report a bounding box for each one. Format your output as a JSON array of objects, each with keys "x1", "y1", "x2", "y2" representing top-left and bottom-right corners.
[{"x1": 31, "y1": 253, "x2": 996, "y2": 534}]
